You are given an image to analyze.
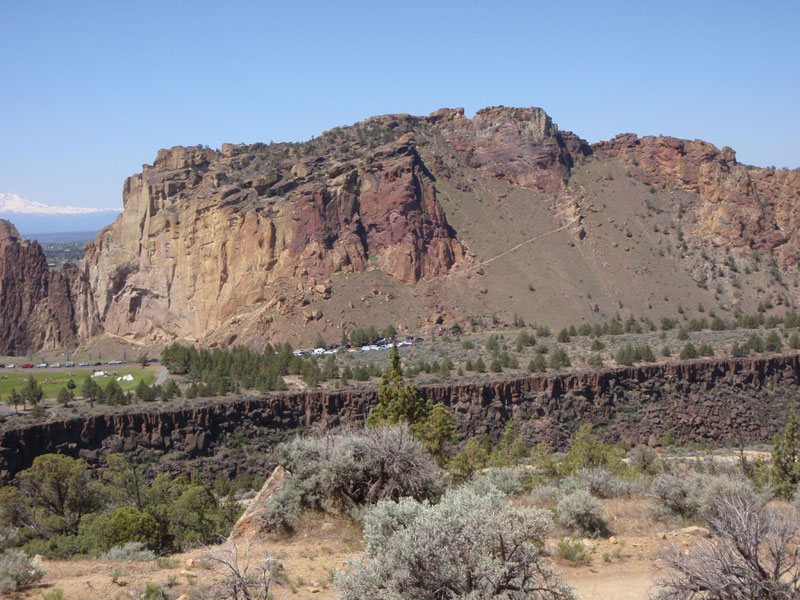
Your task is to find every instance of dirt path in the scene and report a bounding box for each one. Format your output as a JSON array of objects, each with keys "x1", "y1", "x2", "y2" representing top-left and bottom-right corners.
[{"x1": 565, "y1": 559, "x2": 655, "y2": 599}]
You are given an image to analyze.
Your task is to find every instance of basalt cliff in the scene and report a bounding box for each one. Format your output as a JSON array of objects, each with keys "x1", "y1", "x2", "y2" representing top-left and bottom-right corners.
[
  {"x1": 2, "y1": 353, "x2": 798, "y2": 482},
  {"x1": 3, "y1": 106, "x2": 800, "y2": 352}
]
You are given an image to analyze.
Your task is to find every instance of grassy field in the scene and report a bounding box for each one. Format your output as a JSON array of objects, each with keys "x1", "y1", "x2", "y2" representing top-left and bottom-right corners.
[{"x1": 0, "y1": 367, "x2": 157, "y2": 399}]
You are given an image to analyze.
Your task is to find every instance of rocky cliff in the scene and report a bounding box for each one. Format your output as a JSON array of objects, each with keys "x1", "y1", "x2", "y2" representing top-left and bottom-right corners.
[
  {"x1": 594, "y1": 134, "x2": 800, "y2": 262},
  {"x1": 0, "y1": 220, "x2": 77, "y2": 354},
  {"x1": 75, "y1": 128, "x2": 467, "y2": 346},
  {"x1": 2, "y1": 354, "x2": 798, "y2": 482},
  {"x1": 3, "y1": 106, "x2": 800, "y2": 353}
]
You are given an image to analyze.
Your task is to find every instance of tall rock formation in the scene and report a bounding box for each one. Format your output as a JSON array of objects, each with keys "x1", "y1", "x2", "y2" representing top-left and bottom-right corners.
[
  {"x1": 77, "y1": 130, "x2": 467, "y2": 345},
  {"x1": 0, "y1": 220, "x2": 77, "y2": 354}
]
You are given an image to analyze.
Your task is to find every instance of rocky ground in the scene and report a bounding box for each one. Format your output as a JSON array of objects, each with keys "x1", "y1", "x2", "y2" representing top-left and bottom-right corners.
[{"x1": 15, "y1": 498, "x2": 719, "y2": 600}]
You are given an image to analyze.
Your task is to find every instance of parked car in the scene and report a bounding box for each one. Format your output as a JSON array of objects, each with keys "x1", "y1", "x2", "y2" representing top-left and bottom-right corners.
[
  {"x1": 20, "y1": 364, "x2": 32, "y2": 368},
  {"x1": 78, "y1": 362, "x2": 89, "y2": 367},
  {"x1": 5, "y1": 364, "x2": 13, "y2": 369},
  {"x1": 93, "y1": 362, "x2": 102, "y2": 366},
  {"x1": 108, "y1": 360, "x2": 123, "y2": 365},
  {"x1": 50, "y1": 363, "x2": 61, "y2": 368},
  {"x1": 147, "y1": 358, "x2": 159, "y2": 363},
  {"x1": 36, "y1": 363, "x2": 47, "y2": 368},
  {"x1": 65, "y1": 362, "x2": 75, "y2": 368}
]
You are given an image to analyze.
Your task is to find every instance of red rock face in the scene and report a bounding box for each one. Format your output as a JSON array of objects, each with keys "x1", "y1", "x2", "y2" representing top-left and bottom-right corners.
[
  {"x1": 288, "y1": 134, "x2": 462, "y2": 283},
  {"x1": 0, "y1": 221, "x2": 77, "y2": 354},
  {"x1": 429, "y1": 107, "x2": 591, "y2": 192},
  {"x1": 594, "y1": 134, "x2": 800, "y2": 262}
]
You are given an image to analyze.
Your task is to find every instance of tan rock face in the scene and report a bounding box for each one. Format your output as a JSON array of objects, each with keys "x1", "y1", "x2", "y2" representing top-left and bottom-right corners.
[
  {"x1": 76, "y1": 132, "x2": 466, "y2": 345},
  {"x1": 0, "y1": 220, "x2": 77, "y2": 354},
  {"x1": 594, "y1": 134, "x2": 800, "y2": 261}
]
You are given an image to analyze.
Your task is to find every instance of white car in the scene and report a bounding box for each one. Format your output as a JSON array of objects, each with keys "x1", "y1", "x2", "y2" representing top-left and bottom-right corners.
[
  {"x1": 50, "y1": 363, "x2": 61, "y2": 368},
  {"x1": 108, "y1": 360, "x2": 123, "y2": 365},
  {"x1": 5, "y1": 364, "x2": 14, "y2": 369},
  {"x1": 78, "y1": 362, "x2": 89, "y2": 367},
  {"x1": 36, "y1": 363, "x2": 47, "y2": 368}
]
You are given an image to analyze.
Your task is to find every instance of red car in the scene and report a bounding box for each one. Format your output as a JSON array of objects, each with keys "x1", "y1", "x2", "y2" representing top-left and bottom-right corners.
[{"x1": 20, "y1": 363, "x2": 33, "y2": 368}]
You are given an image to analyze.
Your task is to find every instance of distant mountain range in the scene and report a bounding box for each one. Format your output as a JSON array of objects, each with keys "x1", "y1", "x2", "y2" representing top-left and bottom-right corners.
[{"x1": 0, "y1": 193, "x2": 121, "y2": 235}]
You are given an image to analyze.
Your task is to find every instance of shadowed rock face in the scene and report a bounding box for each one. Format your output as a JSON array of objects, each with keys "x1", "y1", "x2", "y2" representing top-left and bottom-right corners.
[
  {"x1": 0, "y1": 220, "x2": 77, "y2": 354},
  {"x1": 1, "y1": 354, "x2": 798, "y2": 483}
]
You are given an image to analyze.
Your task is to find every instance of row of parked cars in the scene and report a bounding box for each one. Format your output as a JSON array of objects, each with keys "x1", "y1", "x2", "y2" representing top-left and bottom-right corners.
[
  {"x1": 0, "y1": 359, "x2": 152, "y2": 369},
  {"x1": 292, "y1": 337, "x2": 421, "y2": 357}
]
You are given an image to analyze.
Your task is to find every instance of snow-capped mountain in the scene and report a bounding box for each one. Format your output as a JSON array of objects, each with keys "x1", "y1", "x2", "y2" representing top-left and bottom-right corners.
[
  {"x1": 0, "y1": 193, "x2": 121, "y2": 235},
  {"x1": 0, "y1": 193, "x2": 122, "y2": 215}
]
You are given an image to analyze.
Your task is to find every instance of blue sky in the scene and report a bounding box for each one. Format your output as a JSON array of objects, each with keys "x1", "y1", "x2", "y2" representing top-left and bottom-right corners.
[{"x1": 2, "y1": 0, "x2": 798, "y2": 209}]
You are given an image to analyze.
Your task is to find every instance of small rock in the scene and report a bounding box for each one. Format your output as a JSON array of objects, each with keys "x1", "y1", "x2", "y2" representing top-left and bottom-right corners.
[
  {"x1": 185, "y1": 558, "x2": 196, "y2": 569},
  {"x1": 680, "y1": 526, "x2": 711, "y2": 538},
  {"x1": 609, "y1": 536, "x2": 618, "y2": 545}
]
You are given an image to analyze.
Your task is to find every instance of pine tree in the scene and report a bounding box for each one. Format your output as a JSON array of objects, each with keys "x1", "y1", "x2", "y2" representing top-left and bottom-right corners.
[
  {"x1": 21, "y1": 375, "x2": 43, "y2": 407},
  {"x1": 57, "y1": 387, "x2": 73, "y2": 406},
  {"x1": 9, "y1": 388, "x2": 21, "y2": 412},
  {"x1": 772, "y1": 412, "x2": 800, "y2": 499},
  {"x1": 367, "y1": 344, "x2": 456, "y2": 462}
]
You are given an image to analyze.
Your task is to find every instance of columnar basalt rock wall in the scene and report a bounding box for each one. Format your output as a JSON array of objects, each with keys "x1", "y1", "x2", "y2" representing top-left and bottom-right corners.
[{"x1": 2, "y1": 354, "x2": 799, "y2": 482}]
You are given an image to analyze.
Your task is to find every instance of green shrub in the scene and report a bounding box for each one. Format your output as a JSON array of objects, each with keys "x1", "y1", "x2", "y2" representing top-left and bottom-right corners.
[
  {"x1": 81, "y1": 506, "x2": 161, "y2": 553},
  {"x1": 473, "y1": 467, "x2": 527, "y2": 496},
  {"x1": 765, "y1": 331, "x2": 783, "y2": 352},
  {"x1": 790, "y1": 332, "x2": 800, "y2": 349},
  {"x1": 561, "y1": 467, "x2": 632, "y2": 499},
  {"x1": 560, "y1": 424, "x2": 626, "y2": 476},
  {"x1": 587, "y1": 354, "x2": 603, "y2": 367},
  {"x1": 0, "y1": 549, "x2": 45, "y2": 594},
  {"x1": 556, "y1": 537, "x2": 591, "y2": 564},
  {"x1": 529, "y1": 354, "x2": 547, "y2": 372},
  {"x1": 548, "y1": 348, "x2": 571, "y2": 369},
  {"x1": 557, "y1": 490, "x2": 609, "y2": 537},
  {"x1": 267, "y1": 425, "x2": 441, "y2": 532},
  {"x1": 772, "y1": 413, "x2": 800, "y2": 500},
  {"x1": 746, "y1": 333, "x2": 764, "y2": 353},
  {"x1": 679, "y1": 342, "x2": 698, "y2": 359},
  {"x1": 448, "y1": 438, "x2": 489, "y2": 485},
  {"x1": 100, "y1": 542, "x2": 156, "y2": 561},
  {"x1": 335, "y1": 485, "x2": 574, "y2": 599},
  {"x1": 698, "y1": 342, "x2": 714, "y2": 357}
]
